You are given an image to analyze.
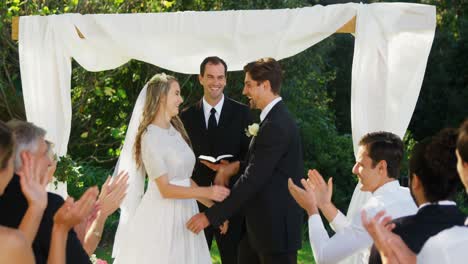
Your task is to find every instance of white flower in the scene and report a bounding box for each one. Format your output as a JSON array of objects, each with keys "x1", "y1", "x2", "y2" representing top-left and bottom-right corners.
[
  {"x1": 90, "y1": 254, "x2": 98, "y2": 264},
  {"x1": 245, "y1": 123, "x2": 259, "y2": 137}
]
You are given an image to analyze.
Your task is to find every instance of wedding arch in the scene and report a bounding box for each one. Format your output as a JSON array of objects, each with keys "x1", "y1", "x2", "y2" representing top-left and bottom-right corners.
[{"x1": 12, "y1": 2, "x2": 436, "y2": 254}]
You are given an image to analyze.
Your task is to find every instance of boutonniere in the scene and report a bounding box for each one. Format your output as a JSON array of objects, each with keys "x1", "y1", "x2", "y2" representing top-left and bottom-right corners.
[{"x1": 245, "y1": 123, "x2": 259, "y2": 137}]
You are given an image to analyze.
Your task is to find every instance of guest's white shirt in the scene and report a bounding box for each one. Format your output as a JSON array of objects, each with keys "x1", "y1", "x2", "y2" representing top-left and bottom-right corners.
[
  {"x1": 260, "y1": 97, "x2": 282, "y2": 122},
  {"x1": 308, "y1": 180, "x2": 418, "y2": 264},
  {"x1": 202, "y1": 95, "x2": 224, "y2": 128},
  {"x1": 417, "y1": 222, "x2": 468, "y2": 264}
]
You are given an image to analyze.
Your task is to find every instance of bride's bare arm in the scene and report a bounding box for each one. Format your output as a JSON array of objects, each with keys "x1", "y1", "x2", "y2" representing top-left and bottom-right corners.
[
  {"x1": 190, "y1": 180, "x2": 214, "y2": 208},
  {"x1": 154, "y1": 175, "x2": 229, "y2": 202}
]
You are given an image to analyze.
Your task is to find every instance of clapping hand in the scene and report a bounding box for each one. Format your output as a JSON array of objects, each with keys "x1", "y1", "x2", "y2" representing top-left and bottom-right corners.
[
  {"x1": 97, "y1": 171, "x2": 129, "y2": 218},
  {"x1": 288, "y1": 178, "x2": 319, "y2": 216},
  {"x1": 307, "y1": 169, "x2": 333, "y2": 209},
  {"x1": 361, "y1": 210, "x2": 415, "y2": 264},
  {"x1": 74, "y1": 203, "x2": 100, "y2": 243},
  {"x1": 18, "y1": 153, "x2": 49, "y2": 211},
  {"x1": 54, "y1": 187, "x2": 99, "y2": 230}
]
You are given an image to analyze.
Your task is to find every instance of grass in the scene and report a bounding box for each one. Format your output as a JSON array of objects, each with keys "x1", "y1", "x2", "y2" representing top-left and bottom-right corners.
[{"x1": 95, "y1": 240, "x2": 315, "y2": 264}]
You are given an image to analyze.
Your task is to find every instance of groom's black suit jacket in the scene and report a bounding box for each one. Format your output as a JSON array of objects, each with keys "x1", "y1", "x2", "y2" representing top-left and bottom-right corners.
[
  {"x1": 205, "y1": 101, "x2": 304, "y2": 253},
  {"x1": 369, "y1": 204, "x2": 466, "y2": 264},
  {"x1": 0, "y1": 175, "x2": 91, "y2": 264},
  {"x1": 180, "y1": 97, "x2": 252, "y2": 188}
]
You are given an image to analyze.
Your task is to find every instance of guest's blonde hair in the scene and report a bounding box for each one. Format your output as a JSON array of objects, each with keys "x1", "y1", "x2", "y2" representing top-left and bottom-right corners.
[{"x1": 134, "y1": 73, "x2": 191, "y2": 168}]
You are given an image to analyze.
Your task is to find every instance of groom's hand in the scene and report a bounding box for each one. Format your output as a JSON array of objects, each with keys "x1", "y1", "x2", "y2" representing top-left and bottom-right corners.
[{"x1": 186, "y1": 213, "x2": 210, "y2": 234}]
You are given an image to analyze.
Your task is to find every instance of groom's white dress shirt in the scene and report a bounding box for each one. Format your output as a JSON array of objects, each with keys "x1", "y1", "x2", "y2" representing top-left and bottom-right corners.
[
  {"x1": 417, "y1": 220, "x2": 468, "y2": 264},
  {"x1": 308, "y1": 180, "x2": 417, "y2": 264},
  {"x1": 260, "y1": 97, "x2": 282, "y2": 122}
]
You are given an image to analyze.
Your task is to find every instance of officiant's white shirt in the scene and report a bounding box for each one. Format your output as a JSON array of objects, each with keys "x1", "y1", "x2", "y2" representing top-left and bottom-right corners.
[
  {"x1": 202, "y1": 94, "x2": 224, "y2": 128},
  {"x1": 308, "y1": 180, "x2": 417, "y2": 264},
  {"x1": 417, "y1": 223, "x2": 468, "y2": 264}
]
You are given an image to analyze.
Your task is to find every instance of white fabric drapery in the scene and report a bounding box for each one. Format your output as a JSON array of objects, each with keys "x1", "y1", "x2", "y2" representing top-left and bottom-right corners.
[
  {"x1": 18, "y1": 3, "x2": 436, "y2": 261},
  {"x1": 346, "y1": 5, "x2": 435, "y2": 263}
]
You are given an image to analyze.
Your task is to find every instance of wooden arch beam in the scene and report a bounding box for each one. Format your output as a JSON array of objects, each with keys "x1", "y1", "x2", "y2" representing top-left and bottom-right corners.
[{"x1": 11, "y1": 15, "x2": 356, "y2": 41}]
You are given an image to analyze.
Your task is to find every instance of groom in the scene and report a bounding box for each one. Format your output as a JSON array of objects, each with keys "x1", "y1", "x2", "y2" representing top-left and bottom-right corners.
[{"x1": 187, "y1": 57, "x2": 304, "y2": 264}]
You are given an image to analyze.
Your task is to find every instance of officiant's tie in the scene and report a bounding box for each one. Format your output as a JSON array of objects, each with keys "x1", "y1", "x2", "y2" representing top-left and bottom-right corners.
[
  {"x1": 208, "y1": 108, "x2": 217, "y2": 153},
  {"x1": 208, "y1": 108, "x2": 217, "y2": 131}
]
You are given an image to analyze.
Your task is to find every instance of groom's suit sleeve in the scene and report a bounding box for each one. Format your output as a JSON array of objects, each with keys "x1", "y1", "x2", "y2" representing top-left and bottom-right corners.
[{"x1": 205, "y1": 119, "x2": 289, "y2": 227}]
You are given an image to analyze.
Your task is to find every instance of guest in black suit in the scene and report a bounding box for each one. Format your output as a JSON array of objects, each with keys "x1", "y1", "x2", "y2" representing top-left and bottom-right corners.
[
  {"x1": 180, "y1": 56, "x2": 252, "y2": 264},
  {"x1": 187, "y1": 57, "x2": 304, "y2": 264},
  {"x1": 368, "y1": 128, "x2": 466, "y2": 264}
]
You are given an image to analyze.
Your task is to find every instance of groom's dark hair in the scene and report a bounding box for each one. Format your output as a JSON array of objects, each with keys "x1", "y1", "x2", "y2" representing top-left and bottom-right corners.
[
  {"x1": 243, "y1": 57, "x2": 282, "y2": 95},
  {"x1": 200, "y1": 56, "x2": 227, "y2": 76},
  {"x1": 359, "y1": 131, "x2": 404, "y2": 179}
]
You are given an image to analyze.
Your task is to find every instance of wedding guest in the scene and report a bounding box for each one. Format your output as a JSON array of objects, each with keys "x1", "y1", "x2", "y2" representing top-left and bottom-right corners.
[
  {"x1": 363, "y1": 120, "x2": 468, "y2": 264},
  {"x1": 0, "y1": 120, "x2": 35, "y2": 263},
  {"x1": 367, "y1": 128, "x2": 466, "y2": 264},
  {"x1": 0, "y1": 120, "x2": 127, "y2": 264},
  {"x1": 0, "y1": 120, "x2": 98, "y2": 264},
  {"x1": 45, "y1": 140, "x2": 129, "y2": 256},
  {"x1": 289, "y1": 131, "x2": 417, "y2": 264}
]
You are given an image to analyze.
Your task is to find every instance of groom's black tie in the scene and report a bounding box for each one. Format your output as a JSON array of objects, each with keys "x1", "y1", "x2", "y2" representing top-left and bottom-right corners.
[{"x1": 208, "y1": 108, "x2": 217, "y2": 131}]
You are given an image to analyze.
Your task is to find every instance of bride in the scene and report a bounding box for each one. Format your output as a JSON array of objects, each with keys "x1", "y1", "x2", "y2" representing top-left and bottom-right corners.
[{"x1": 112, "y1": 73, "x2": 230, "y2": 264}]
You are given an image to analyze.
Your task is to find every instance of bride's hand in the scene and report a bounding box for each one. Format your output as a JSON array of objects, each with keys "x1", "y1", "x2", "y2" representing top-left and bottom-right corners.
[{"x1": 206, "y1": 185, "x2": 230, "y2": 202}]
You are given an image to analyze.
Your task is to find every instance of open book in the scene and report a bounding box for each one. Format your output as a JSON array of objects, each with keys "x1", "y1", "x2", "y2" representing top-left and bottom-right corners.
[{"x1": 198, "y1": 154, "x2": 234, "y2": 163}]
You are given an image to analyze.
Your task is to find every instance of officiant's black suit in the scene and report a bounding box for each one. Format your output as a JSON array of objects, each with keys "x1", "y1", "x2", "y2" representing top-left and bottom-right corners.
[
  {"x1": 0, "y1": 175, "x2": 91, "y2": 264},
  {"x1": 181, "y1": 96, "x2": 252, "y2": 264},
  {"x1": 369, "y1": 204, "x2": 467, "y2": 264},
  {"x1": 205, "y1": 101, "x2": 304, "y2": 264}
]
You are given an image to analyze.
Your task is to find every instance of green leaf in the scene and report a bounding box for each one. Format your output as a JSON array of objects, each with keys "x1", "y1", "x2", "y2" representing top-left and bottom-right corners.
[
  {"x1": 104, "y1": 87, "x2": 115, "y2": 96},
  {"x1": 117, "y1": 88, "x2": 127, "y2": 99}
]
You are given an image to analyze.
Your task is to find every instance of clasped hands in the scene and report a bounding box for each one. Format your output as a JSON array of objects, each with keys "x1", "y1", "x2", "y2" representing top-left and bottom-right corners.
[
  {"x1": 199, "y1": 159, "x2": 240, "y2": 187},
  {"x1": 186, "y1": 160, "x2": 239, "y2": 235}
]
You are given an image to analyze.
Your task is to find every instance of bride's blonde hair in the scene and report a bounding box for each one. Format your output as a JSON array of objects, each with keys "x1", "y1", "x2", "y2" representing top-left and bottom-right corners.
[{"x1": 134, "y1": 73, "x2": 191, "y2": 168}]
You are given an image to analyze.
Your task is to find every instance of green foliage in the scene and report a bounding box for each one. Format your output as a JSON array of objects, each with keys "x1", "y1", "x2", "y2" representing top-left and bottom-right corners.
[
  {"x1": 279, "y1": 39, "x2": 357, "y2": 211},
  {"x1": 66, "y1": 159, "x2": 112, "y2": 198},
  {"x1": 54, "y1": 154, "x2": 80, "y2": 183},
  {"x1": 406, "y1": 0, "x2": 468, "y2": 139}
]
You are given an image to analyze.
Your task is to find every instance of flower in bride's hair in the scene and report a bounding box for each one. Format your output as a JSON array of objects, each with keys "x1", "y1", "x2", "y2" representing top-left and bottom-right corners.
[
  {"x1": 150, "y1": 73, "x2": 168, "y2": 83},
  {"x1": 159, "y1": 72, "x2": 168, "y2": 81},
  {"x1": 245, "y1": 123, "x2": 259, "y2": 137}
]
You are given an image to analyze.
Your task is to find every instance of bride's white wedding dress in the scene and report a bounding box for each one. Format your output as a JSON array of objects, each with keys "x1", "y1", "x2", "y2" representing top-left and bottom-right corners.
[{"x1": 113, "y1": 124, "x2": 211, "y2": 264}]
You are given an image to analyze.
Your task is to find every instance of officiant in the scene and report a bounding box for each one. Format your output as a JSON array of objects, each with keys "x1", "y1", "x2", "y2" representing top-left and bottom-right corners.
[{"x1": 180, "y1": 56, "x2": 253, "y2": 264}]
